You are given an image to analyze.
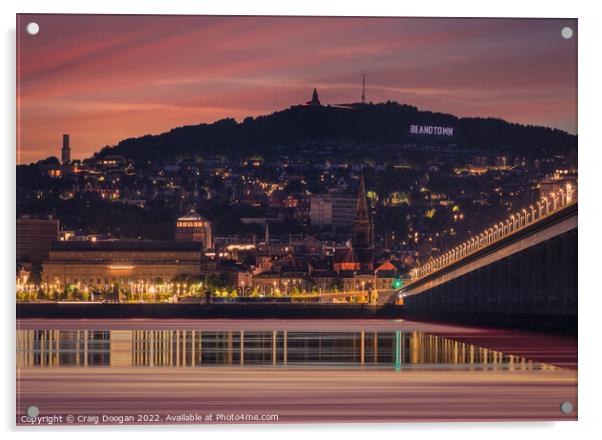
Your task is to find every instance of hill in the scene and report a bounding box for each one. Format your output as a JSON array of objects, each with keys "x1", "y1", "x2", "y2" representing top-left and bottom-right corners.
[{"x1": 95, "y1": 101, "x2": 577, "y2": 164}]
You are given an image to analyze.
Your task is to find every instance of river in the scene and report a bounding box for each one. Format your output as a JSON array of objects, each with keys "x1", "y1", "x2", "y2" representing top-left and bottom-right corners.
[{"x1": 16, "y1": 319, "x2": 577, "y2": 425}]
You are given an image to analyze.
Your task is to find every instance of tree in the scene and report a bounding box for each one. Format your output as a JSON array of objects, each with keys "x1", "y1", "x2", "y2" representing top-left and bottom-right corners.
[
  {"x1": 332, "y1": 278, "x2": 343, "y2": 292},
  {"x1": 28, "y1": 265, "x2": 42, "y2": 285}
]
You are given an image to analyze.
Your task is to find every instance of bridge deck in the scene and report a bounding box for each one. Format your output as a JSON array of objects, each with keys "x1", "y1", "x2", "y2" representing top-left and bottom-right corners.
[{"x1": 402, "y1": 203, "x2": 577, "y2": 296}]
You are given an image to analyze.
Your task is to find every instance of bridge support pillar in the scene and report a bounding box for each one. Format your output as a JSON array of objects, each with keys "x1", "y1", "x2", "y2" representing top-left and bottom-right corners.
[
  {"x1": 547, "y1": 236, "x2": 564, "y2": 315},
  {"x1": 486, "y1": 263, "x2": 497, "y2": 313},
  {"x1": 519, "y1": 246, "x2": 533, "y2": 312},
  {"x1": 531, "y1": 243, "x2": 547, "y2": 314},
  {"x1": 562, "y1": 230, "x2": 578, "y2": 315},
  {"x1": 496, "y1": 257, "x2": 509, "y2": 314},
  {"x1": 400, "y1": 224, "x2": 577, "y2": 332},
  {"x1": 508, "y1": 253, "x2": 521, "y2": 314}
]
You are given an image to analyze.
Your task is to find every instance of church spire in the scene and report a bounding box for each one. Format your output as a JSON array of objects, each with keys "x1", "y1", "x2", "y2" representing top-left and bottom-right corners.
[
  {"x1": 351, "y1": 172, "x2": 375, "y2": 269},
  {"x1": 356, "y1": 173, "x2": 369, "y2": 221}
]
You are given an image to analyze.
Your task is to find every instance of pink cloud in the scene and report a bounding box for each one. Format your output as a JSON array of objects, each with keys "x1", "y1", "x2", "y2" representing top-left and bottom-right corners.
[{"x1": 17, "y1": 15, "x2": 577, "y2": 163}]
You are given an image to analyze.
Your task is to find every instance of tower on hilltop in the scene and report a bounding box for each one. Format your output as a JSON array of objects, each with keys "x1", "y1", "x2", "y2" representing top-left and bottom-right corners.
[
  {"x1": 361, "y1": 75, "x2": 366, "y2": 104},
  {"x1": 306, "y1": 87, "x2": 321, "y2": 106}
]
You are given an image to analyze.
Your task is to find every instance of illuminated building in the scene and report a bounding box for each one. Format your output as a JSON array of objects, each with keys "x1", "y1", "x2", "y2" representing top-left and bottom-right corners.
[
  {"x1": 59, "y1": 231, "x2": 109, "y2": 242},
  {"x1": 97, "y1": 188, "x2": 120, "y2": 200},
  {"x1": 41, "y1": 241, "x2": 202, "y2": 287},
  {"x1": 333, "y1": 246, "x2": 360, "y2": 272},
  {"x1": 341, "y1": 272, "x2": 374, "y2": 292},
  {"x1": 97, "y1": 155, "x2": 128, "y2": 171},
  {"x1": 539, "y1": 172, "x2": 578, "y2": 200},
  {"x1": 17, "y1": 215, "x2": 59, "y2": 267},
  {"x1": 252, "y1": 271, "x2": 309, "y2": 294},
  {"x1": 374, "y1": 260, "x2": 399, "y2": 291},
  {"x1": 175, "y1": 213, "x2": 212, "y2": 249}
]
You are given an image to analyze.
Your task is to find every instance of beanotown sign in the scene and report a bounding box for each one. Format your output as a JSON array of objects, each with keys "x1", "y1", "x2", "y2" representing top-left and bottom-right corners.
[{"x1": 409, "y1": 124, "x2": 454, "y2": 136}]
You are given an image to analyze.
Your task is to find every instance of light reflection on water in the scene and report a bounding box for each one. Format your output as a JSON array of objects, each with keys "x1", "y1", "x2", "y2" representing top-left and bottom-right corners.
[{"x1": 16, "y1": 329, "x2": 559, "y2": 371}]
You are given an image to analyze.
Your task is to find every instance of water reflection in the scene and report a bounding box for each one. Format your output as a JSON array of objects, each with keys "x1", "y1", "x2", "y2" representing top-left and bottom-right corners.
[{"x1": 16, "y1": 329, "x2": 559, "y2": 371}]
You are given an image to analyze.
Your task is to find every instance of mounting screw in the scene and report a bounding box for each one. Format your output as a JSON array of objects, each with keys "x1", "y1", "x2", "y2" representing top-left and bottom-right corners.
[{"x1": 560, "y1": 401, "x2": 574, "y2": 414}]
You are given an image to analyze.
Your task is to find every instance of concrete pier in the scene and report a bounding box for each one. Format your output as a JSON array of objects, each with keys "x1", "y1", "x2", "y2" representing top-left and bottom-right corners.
[{"x1": 402, "y1": 227, "x2": 577, "y2": 333}]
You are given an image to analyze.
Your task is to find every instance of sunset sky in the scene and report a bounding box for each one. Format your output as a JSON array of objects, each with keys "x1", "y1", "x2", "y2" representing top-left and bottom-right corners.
[{"x1": 16, "y1": 15, "x2": 577, "y2": 164}]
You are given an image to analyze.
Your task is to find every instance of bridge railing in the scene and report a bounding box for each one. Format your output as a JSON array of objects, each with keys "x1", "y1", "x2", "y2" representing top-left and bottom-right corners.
[{"x1": 409, "y1": 183, "x2": 576, "y2": 282}]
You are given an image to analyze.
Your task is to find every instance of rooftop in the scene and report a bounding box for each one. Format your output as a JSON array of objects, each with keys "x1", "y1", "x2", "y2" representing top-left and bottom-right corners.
[
  {"x1": 50, "y1": 240, "x2": 202, "y2": 252},
  {"x1": 177, "y1": 213, "x2": 208, "y2": 222}
]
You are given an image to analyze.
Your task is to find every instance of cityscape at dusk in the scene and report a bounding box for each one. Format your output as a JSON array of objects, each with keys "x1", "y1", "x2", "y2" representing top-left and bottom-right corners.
[{"x1": 16, "y1": 14, "x2": 578, "y2": 425}]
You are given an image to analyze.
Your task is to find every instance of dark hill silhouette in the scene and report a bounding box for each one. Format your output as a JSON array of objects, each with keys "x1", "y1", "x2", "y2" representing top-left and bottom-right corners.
[{"x1": 95, "y1": 101, "x2": 576, "y2": 164}]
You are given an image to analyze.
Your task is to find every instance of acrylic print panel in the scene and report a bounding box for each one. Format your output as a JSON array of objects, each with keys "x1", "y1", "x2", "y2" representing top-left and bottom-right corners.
[{"x1": 16, "y1": 14, "x2": 577, "y2": 425}]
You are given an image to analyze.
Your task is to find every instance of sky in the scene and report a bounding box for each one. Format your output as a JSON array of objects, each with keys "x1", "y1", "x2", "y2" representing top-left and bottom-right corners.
[{"x1": 16, "y1": 15, "x2": 577, "y2": 164}]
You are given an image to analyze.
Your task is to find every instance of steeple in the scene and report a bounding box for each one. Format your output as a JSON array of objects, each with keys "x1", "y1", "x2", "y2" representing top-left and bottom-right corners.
[
  {"x1": 352, "y1": 172, "x2": 375, "y2": 266},
  {"x1": 356, "y1": 173, "x2": 369, "y2": 221}
]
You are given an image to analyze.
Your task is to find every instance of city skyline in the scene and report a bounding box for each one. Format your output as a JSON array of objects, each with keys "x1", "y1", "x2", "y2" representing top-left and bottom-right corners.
[
  {"x1": 17, "y1": 15, "x2": 577, "y2": 164},
  {"x1": 16, "y1": 15, "x2": 578, "y2": 425}
]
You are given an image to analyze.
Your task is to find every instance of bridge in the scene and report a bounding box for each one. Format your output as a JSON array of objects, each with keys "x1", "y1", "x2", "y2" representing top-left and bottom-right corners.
[{"x1": 398, "y1": 185, "x2": 577, "y2": 331}]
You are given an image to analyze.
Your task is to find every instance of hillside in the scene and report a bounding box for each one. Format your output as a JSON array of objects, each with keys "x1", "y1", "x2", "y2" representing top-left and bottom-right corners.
[{"x1": 95, "y1": 101, "x2": 577, "y2": 164}]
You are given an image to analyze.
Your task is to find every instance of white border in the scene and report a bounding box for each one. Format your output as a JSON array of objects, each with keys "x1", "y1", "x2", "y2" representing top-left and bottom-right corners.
[{"x1": 2, "y1": 0, "x2": 601, "y2": 438}]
